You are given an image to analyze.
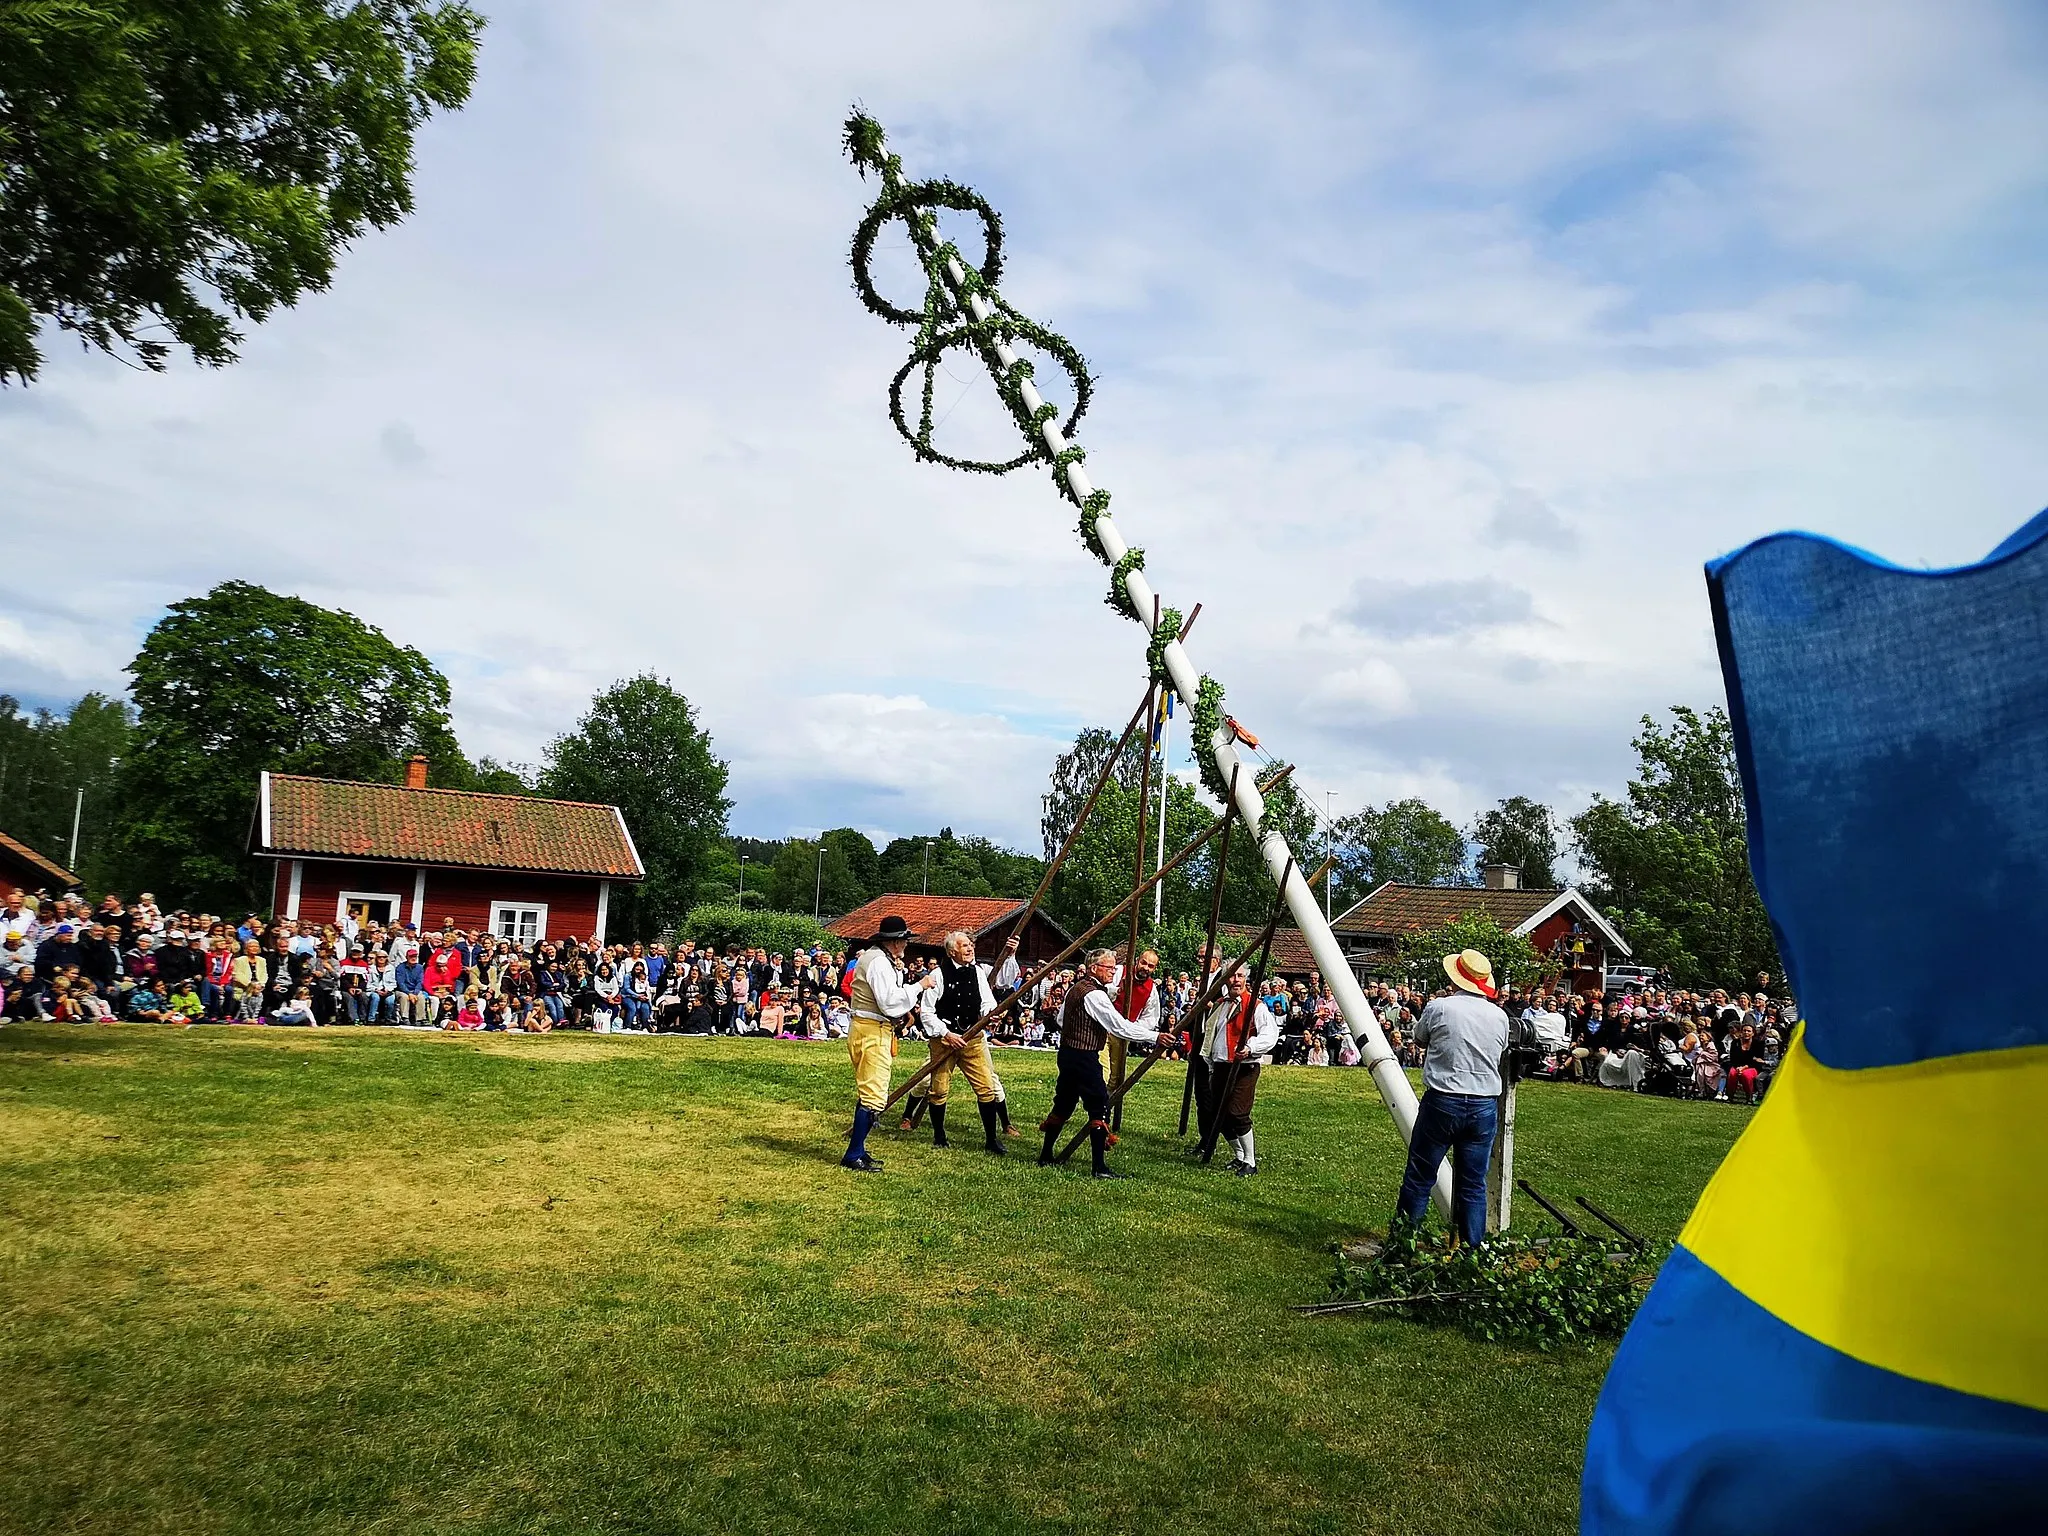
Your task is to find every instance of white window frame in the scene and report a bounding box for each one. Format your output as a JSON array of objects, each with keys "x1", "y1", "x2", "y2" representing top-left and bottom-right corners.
[
  {"x1": 337, "y1": 889, "x2": 405, "y2": 928},
  {"x1": 489, "y1": 901, "x2": 549, "y2": 945}
]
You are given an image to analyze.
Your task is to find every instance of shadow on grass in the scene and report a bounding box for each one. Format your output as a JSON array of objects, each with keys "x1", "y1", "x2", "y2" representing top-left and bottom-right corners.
[
  {"x1": 742, "y1": 1132, "x2": 843, "y2": 1166},
  {"x1": 0, "y1": 1029, "x2": 129, "y2": 1058}
]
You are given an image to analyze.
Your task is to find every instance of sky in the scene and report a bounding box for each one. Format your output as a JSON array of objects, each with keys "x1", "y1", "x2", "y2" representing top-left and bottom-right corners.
[{"x1": 4, "y1": 0, "x2": 2045, "y2": 859}]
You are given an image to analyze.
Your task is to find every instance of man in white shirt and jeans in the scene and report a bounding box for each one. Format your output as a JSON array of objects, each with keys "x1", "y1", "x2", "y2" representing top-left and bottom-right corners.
[{"x1": 1393, "y1": 948, "x2": 1510, "y2": 1246}]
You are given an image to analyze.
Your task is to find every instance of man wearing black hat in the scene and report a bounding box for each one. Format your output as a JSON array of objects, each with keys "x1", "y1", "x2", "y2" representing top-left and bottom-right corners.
[{"x1": 840, "y1": 914, "x2": 938, "y2": 1172}]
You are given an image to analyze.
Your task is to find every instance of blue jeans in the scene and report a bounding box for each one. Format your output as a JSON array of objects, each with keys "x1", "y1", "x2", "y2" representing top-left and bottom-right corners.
[
  {"x1": 622, "y1": 996, "x2": 651, "y2": 1029},
  {"x1": 541, "y1": 994, "x2": 565, "y2": 1024},
  {"x1": 1395, "y1": 1088, "x2": 1499, "y2": 1247}
]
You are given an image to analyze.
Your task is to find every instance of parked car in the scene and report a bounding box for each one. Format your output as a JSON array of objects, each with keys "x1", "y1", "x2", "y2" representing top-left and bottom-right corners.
[{"x1": 1603, "y1": 965, "x2": 1661, "y2": 995}]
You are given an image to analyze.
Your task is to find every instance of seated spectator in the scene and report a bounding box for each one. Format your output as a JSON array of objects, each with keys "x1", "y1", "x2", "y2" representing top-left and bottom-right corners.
[
  {"x1": 1724, "y1": 1021, "x2": 1768, "y2": 1104},
  {"x1": 451, "y1": 987, "x2": 486, "y2": 1031},
  {"x1": 758, "y1": 989, "x2": 786, "y2": 1037},
  {"x1": 125, "y1": 981, "x2": 169, "y2": 1022},
  {"x1": 165, "y1": 980, "x2": 203, "y2": 1025},
  {"x1": 271, "y1": 986, "x2": 317, "y2": 1027}
]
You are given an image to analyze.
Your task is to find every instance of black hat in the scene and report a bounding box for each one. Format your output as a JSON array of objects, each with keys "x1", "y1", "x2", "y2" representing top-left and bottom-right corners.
[{"x1": 871, "y1": 914, "x2": 913, "y2": 943}]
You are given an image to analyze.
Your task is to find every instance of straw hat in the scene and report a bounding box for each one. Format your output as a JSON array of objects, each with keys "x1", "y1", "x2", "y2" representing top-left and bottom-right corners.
[{"x1": 1441, "y1": 949, "x2": 1497, "y2": 1000}]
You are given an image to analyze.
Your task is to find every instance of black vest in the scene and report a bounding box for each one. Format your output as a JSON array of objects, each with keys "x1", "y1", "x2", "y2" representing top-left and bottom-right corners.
[{"x1": 935, "y1": 955, "x2": 981, "y2": 1031}]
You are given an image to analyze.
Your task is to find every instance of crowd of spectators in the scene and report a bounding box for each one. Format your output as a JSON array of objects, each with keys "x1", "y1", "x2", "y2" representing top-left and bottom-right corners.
[{"x1": 2, "y1": 885, "x2": 1791, "y2": 1105}]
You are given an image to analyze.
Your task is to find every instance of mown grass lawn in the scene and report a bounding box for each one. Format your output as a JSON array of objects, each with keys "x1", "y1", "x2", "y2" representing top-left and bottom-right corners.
[{"x1": 0, "y1": 1025, "x2": 1745, "y2": 1536}]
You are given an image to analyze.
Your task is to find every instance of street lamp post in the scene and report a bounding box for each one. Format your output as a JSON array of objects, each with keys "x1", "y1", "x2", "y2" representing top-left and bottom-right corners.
[
  {"x1": 922, "y1": 840, "x2": 931, "y2": 896},
  {"x1": 814, "y1": 845, "x2": 824, "y2": 919},
  {"x1": 738, "y1": 855, "x2": 748, "y2": 908},
  {"x1": 1324, "y1": 791, "x2": 1336, "y2": 920}
]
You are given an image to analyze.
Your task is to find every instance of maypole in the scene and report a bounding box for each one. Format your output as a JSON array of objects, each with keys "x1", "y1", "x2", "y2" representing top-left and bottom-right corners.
[{"x1": 843, "y1": 112, "x2": 1450, "y2": 1214}]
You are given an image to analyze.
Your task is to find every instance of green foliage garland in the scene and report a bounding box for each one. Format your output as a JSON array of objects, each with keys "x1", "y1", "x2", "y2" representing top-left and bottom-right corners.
[
  {"x1": 1327, "y1": 1226, "x2": 1664, "y2": 1350},
  {"x1": 1107, "y1": 547, "x2": 1145, "y2": 620},
  {"x1": 1189, "y1": 674, "x2": 1232, "y2": 804},
  {"x1": 843, "y1": 112, "x2": 1247, "y2": 811},
  {"x1": 1146, "y1": 607, "x2": 1182, "y2": 684},
  {"x1": 1078, "y1": 490, "x2": 1112, "y2": 564},
  {"x1": 846, "y1": 111, "x2": 1093, "y2": 477}
]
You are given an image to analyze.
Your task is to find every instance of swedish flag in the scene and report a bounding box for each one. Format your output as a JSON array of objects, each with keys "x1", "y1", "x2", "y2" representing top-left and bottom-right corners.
[{"x1": 1581, "y1": 511, "x2": 2048, "y2": 1533}]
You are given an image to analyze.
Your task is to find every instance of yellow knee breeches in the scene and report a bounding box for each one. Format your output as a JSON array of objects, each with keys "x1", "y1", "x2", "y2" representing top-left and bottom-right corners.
[
  {"x1": 926, "y1": 1032, "x2": 999, "y2": 1105},
  {"x1": 848, "y1": 1018, "x2": 895, "y2": 1111}
]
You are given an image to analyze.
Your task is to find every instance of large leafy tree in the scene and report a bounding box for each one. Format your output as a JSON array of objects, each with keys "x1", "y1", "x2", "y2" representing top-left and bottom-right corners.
[
  {"x1": 877, "y1": 827, "x2": 1040, "y2": 904},
  {"x1": 1570, "y1": 705, "x2": 1779, "y2": 988},
  {"x1": 540, "y1": 675, "x2": 731, "y2": 942},
  {"x1": 0, "y1": 0, "x2": 483, "y2": 382},
  {"x1": 0, "y1": 691, "x2": 132, "y2": 888},
  {"x1": 1330, "y1": 797, "x2": 1468, "y2": 897},
  {"x1": 118, "y1": 580, "x2": 469, "y2": 908},
  {"x1": 1468, "y1": 795, "x2": 1560, "y2": 888}
]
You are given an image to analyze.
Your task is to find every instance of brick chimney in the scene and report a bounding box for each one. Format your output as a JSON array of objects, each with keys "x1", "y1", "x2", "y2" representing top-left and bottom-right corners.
[
  {"x1": 405, "y1": 754, "x2": 429, "y2": 790},
  {"x1": 1482, "y1": 862, "x2": 1521, "y2": 891}
]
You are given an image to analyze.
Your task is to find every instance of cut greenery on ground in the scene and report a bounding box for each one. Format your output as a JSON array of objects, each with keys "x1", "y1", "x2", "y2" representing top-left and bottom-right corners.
[{"x1": 0, "y1": 1027, "x2": 1745, "y2": 1536}]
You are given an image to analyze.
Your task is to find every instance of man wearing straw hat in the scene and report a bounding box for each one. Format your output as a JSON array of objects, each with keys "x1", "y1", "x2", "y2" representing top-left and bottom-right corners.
[
  {"x1": 839, "y1": 914, "x2": 938, "y2": 1173},
  {"x1": 1391, "y1": 948, "x2": 1509, "y2": 1246}
]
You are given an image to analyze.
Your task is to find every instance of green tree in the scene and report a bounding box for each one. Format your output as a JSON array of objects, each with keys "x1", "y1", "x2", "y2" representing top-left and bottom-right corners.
[
  {"x1": 1468, "y1": 795, "x2": 1559, "y2": 888},
  {"x1": 0, "y1": 691, "x2": 132, "y2": 890},
  {"x1": 1331, "y1": 797, "x2": 1468, "y2": 896},
  {"x1": 876, "y1": 828, "x2": 1041, "y2": 903},
  {"x1": 1569, "y1": 705, "x2": 1779, "y2": 988},
  {"x1": 539, "y1": 675, "x2": 732, "y2": 942},
  {"x1": 1399, "y1": 912, "x2": 1544, "y2": 995},
  {"x1": 820, "y1": 827, "x2": 879, "y2": 903},
  {"x1": 118, "y1": 581, "x2": 468, "y2": 910},
  {"x1": 0, "y1": 0, "x2": 483, "y2": 382}
]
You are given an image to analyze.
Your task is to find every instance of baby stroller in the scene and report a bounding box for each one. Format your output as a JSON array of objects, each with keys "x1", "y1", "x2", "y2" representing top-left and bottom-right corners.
[{"x1": 1643, "y1": 1043, "x2": 1704, "y2": 1100}]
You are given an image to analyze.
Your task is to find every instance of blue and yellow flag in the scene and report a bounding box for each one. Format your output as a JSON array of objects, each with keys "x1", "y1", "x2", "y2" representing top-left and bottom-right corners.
[{"x1": 1581, "y1": 511, "x2": 2048, "y2": 1533}]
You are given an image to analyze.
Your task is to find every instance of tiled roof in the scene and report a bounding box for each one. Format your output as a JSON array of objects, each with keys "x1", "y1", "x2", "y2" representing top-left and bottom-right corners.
[
  {"x1": 257, "y1": 774, "x2": 643, "y2": 879},
  {"x1": 0, "y1": 829, "x2": 80, "y2": 888},
  {"x1": 1215, "y1": 923, "x2": 1320, "y2": 977},
  {"x1": 829, "y1": 894, "x2": 1069, "y2": 948},
  {"x1": 1333, "y1": 882, "x2": 1556, "y2": 936}
]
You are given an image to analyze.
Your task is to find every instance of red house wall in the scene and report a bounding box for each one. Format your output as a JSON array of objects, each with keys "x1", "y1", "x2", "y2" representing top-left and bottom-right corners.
[{"x1": 269, "y1": 859, "x2": 611, "y2": 943}]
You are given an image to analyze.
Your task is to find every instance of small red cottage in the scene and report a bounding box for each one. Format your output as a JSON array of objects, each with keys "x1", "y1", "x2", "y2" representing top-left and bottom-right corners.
[
  {"x1": 828, "y1": 894, "x2": 1074, "y2": 970},
  {"x1": 1331, "y1": 865, "x2": 1630, "y2": 994},
  {"x1": 250, "y1": 756, "x2": 643, "y2": 943}
]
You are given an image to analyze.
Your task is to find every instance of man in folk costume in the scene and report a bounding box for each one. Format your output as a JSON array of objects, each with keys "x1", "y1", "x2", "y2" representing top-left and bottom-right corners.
[
  {"x1": 911, "y1": 930, "x2": 1023, "y2": 1153},
  {"x1": 1039, "y1": 947, "x2": 1176, "y2": 1179},
  {"x1": 1102, "y1": 946, "x2": 1162, "y2": 1122},
  {"x1": 1202, "y1": 963, "x2": 1280, "y2": 1176},
  {"x1": 840, "y1": 914, "x2": 939, "y2": 1173}
]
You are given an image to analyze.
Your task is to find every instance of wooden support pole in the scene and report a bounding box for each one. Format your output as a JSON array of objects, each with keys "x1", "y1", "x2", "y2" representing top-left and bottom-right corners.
[
  {"x1": 885, "y1": 686, "x2": 1150, "y2": 1116},
  {"x1": 1111, "y1": 651, "x2": 1159, "y2": 1133},
  {"x1": 1180, "y1": 761, "x2": 1240, "y2": 1136},
  {"x1": 881, "y1": 766, "x2": 1291, "y2": 1115},
  {"x1": 1061, "y1": 858, "x2": 1330, "y2": 1166}
]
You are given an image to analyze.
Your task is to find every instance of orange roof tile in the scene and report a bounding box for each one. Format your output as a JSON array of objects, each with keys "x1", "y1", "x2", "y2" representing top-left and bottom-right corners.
[
  {"x1": 1333, "y1": 882, "x2": 1557, "y2": 936},
  {"x1": 828, "y1": 894, "x2": 1068, "y2": 948},
  {"x1": 256, "y1": 774, "x2": 642, "y2": 879},
  {"x1": 1214, "y1": 923, "x2": 1321, "y2": 978}
]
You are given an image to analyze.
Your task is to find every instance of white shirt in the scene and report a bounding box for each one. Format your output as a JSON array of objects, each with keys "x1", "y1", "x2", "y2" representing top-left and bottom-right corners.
[
  {"x1": 919, "y1": 959, "x2": 1010, "y2": 1038},
  {"x1": 1528, "y1": 1007, "x2": 1569, "y2": 1050},
  {"x1": 1080, "y1": 982, "x2": 1165, "y2": 1046},
  {"x1": 851, "y1": 946, "x2": 924, "y2": 1023},
  {"x1": 1202, "y1": 996, "x2": 1280, "y2": 1064}
]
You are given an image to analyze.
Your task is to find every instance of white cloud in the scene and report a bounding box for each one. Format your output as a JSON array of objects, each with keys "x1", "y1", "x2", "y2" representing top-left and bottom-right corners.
[{"x1": 3, "y1": 0, "x2": 2044, "y2": 849}]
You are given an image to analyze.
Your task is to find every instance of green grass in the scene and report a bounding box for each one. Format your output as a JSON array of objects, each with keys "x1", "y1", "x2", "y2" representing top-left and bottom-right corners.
[{"x1": 0, "y1": 1025, "x2": 1746, "y2": 1536}]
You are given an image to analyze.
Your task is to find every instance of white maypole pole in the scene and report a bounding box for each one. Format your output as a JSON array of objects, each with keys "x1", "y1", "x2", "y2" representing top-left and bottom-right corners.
[
  {"x1": 846, "y1": 116, "x2": 1449, "y2": 1215},
  {"x1": 1154, "y1": 693, "x2": 1168, "y2": 925}
]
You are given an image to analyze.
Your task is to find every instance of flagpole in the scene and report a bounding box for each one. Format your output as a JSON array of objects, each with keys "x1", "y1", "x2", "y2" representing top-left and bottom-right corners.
[{"x1": 1154, "y1": 690, "x2": 1168, "y2": 925}]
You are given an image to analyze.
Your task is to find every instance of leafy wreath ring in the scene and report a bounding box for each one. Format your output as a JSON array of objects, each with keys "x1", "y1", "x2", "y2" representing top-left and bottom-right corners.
[{"x1": 852, "y1": 177, "x2": 1093, "y2": 474}]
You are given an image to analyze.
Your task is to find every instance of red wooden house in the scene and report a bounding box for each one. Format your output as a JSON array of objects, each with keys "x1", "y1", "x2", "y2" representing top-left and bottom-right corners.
[{"x1": 250, "y1": 756, "x2": 643, "y2": 944}]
